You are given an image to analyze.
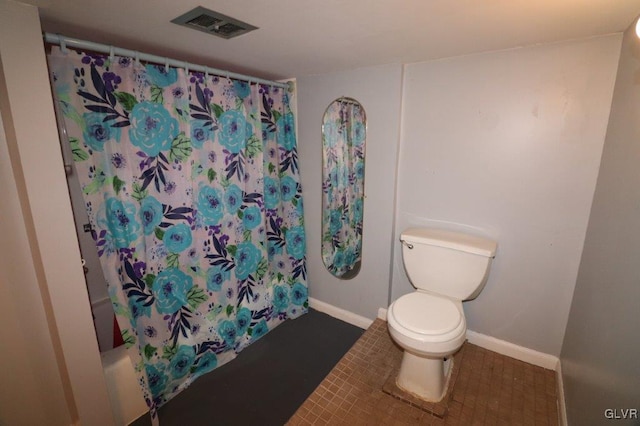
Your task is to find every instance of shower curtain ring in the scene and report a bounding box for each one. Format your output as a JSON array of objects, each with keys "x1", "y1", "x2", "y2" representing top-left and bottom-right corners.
[
  {"x1": 204, "y1": 66, "x2": 209, "y2": 80},
  {"x1": 165, "y1": 58, "x2": 169, "y2": 72},
  {"x1": 60, "y1": 38, "x2": 67, "y2": 53},
  {"x1": 109, "y1": 46, "x2": 114, "y2": 63},
  {"x1": 134, "y1": 51, "x2": 140, "y2": 66}
]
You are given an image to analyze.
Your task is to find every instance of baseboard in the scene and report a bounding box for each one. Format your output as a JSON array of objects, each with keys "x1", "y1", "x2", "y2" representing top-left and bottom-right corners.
[
  {"x1": 378, "y1": 307, "x2": 558, "y2": 370},
  {"x1": 556, "y1": 359, "x2": 568, "y2": 426},
  {"x1": 465, "y1": 331, "x2": 558, "y2": 370},
  {"x1": 378, "y1": 307, "x2": 388, "y2": 321},
  {"x1": 308, "y1": 297, "x2": 373, "y2": 329}
]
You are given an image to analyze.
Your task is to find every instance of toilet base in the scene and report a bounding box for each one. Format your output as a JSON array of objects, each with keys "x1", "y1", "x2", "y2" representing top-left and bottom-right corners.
[{"x1": 396, "y1": 351, "x2": 453, "y2": 402}]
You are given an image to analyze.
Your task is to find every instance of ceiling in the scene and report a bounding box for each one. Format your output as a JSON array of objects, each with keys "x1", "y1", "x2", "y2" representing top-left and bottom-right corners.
[{"x1": 38, "y1": 0, "x2": 640, "y2": 81}]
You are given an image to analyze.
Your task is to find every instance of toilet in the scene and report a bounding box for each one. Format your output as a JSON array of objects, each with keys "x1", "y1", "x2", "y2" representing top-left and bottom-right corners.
[{"x1": 388, "y1": 227, "x2": 497, "y2": 402}]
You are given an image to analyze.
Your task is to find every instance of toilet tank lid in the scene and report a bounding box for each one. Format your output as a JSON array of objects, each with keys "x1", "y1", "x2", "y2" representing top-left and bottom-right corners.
[{"x1": 401, "y1": 227, "x2": 497, "y2": 257}]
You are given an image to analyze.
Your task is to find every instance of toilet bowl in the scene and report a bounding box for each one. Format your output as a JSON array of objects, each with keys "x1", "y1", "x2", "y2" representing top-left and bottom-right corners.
[
  {"x1": 388, "y1": 227, "x2": 497, "y2": 402},
  {"x1": 388, "y1": 292, "x2": 467, "y2": 401}
]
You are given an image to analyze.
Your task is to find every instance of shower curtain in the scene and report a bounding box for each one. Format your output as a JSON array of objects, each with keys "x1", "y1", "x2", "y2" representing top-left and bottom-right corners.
[{"x1": 48, "y1": 47, "x2": 307, "y2": 421}]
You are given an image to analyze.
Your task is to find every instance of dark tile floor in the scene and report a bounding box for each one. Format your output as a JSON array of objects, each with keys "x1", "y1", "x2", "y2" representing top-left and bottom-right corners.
[{"x1": 131, "y1": 309, "x2": 364, "y2": 426}]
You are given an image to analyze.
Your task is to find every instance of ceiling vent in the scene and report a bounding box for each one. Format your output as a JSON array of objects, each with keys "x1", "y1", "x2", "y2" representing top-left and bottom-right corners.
[{"x1": 171, "y1": 6, "x2": 258, "y2": 39}]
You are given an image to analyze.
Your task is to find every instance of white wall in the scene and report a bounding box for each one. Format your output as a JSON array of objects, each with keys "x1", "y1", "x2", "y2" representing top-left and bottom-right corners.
[
  {"x1": 0, "y1": 0, "x2": 114, "y2": 424},
  {"x1": 297, "y1": 64, "x2": 403, "y2": 320},
  {"x1": 392, "y1": 35, "x2": 621, "y2": 356},
  {"x1": 0, "y1": 110, "x2": 73, "y2": 426},
  {"x1": 561, "y1": 23, "x2": 640, "y2": 424}
]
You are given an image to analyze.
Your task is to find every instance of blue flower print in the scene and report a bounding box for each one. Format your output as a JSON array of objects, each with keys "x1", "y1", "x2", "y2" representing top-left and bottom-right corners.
[
  {"x1": 263, "y1": 177, "x2": 280, "y2": 209},
  {"x1": 145, "y1": 363, "x2": 168, "y2": 398},
  {"x1": 329, "y1": 210, "x2": 342, "y2": 236},
  {"x1": 198, "y1": 185, "x2": 224, "y2": 225},
  {"x1": 128, "y1": 296, "x2": 151, "y2": 320},
  {"x1": 285, "y1": 226, "x2": 306, "y2": 260},
  {"x1": 353, "y1": 121, "x2": 366, "y2": 146},
  {"x1": 296, "y1": 196, "x2": 305, "y2": 217},
  {"x1": 140, "y1": 196, "x2": 163, "y2": 235},
  {"x1": 353, "y1": 198, "x2": 363, "y2": 223},
  {"x1": 355, "y1": 160, "x2": 365, "y2": 180},
  {"x1": 251, "y1": 319, "x2": 268, "y2": 340},
  {"x1": 172, "y1": 87, "x2": 185, "y2": 99},
  {"x1": 169, "y1": 345, "x2": 195, "y2": 379},
  {"x1": 291, "y1": 282, "x2": 308, "y2": 306},
  {"x1": 288, "y1": 305, "x2": 301, "y2": 318},
  {"x1": 235, "y1": 307, "x2": 252, "y2": 336},
  {"x1": 277, "y1": 112, "x2": 296, "y2": 151},
  {"x1": 344, "y1": 247, "x2": 356, "y2": 269},
  {"x1": 206, "y1": 265, "x2": 230, "y2": 292},
  {"x1": 103, "y1": 198, "x2": 140, "y2": 249},
  {"x1": 152, "y1": 268, "x2": 193, "y2": 314},
  {"x1": 219, "y1": 110, "x2": 247, "y2": 153},
  {"x1": 224, "y1": 184, "x2": 243, "y2": 214},
  {"x1": 129, "y1": 101, "x2": 179, "y2": 157},
  {"x1": 218, "y1": 320, "x2": 237, "y2": 346},
  {"x1": 163, "y1": 223, "x2": 192, "y2": 253},
  {"x1": 279, "y1": 176, "x2": 298, "y2": 202},
  {"x1": 82, "y1": 112, "x2": 121, "y2": 152},
  {"x1": 191, "y1": 122, "x2": 212, "y2": 149},
  {"x1": 242, "y1": 206, "x2": 261, "y2": 230},
  {"x1": 194, "y1": 351, "x2": 218, "y2": 376},
  {"x1": 233, "y1": 80, "x2": 251, "y2": 99},
  {"x1": 333, "y1": 249, "x2": 345, "y2": 270},
  {"x1": 322, "y1": 121, "x2": 338, "y2": 148},
  {"x1": 339, "y1": 165, "x2": 349, "y2": 187},
  {"x1": 328, "y1": 169, "x2": 338, "y2": 189},
  {"x1": 118, "y1": 57, "x2": 131, "y2": 68},
  {"x1": 234, "y1": 241, "x2": 262, "y2": 280},
  {"x1": 111, "y1": 153, "x2": 127, "y2": 169},
  {"x1": 145, "y1": 64, "x2": 178, "y2": 87},
  {"x1": 267, "y1": 239, "x2": 283, "y2": 258},
  {"x1": 273, "y1": 285, "x2": 289, "y2": 312}
]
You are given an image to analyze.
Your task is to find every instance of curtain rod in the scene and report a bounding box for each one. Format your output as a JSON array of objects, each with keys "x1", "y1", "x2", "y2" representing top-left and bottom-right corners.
[{"x1": 43, "y1": 33, "x2": 290, "y2": 90}]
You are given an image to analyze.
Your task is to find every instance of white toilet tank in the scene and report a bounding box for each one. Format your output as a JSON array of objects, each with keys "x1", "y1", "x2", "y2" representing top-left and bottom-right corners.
[{"x1": 401, "y1": 227, "x2": 497, "y2": 301}]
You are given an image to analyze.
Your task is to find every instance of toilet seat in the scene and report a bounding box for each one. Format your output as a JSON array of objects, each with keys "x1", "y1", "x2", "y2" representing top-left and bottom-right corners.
[
  {"x1": 388, "y1": 292, "x2": 467, "y2": 357},
  {"x1": 391, "y1": 292, "x2": 463, "y2": 336},
  {"x1": 391, "y1": 292, "x2": 462, "y2": 336}
]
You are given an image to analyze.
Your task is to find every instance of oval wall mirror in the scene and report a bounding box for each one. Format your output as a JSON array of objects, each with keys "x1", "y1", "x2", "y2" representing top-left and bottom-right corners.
[{"x1": 321, "y1": 97, "x2": 366, "y2": 279}]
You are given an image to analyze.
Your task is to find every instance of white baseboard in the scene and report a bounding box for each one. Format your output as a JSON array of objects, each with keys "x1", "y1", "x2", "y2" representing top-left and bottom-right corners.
[
  {"x1": 465, "y1": 331, "x2": 558, "y2": 371},
  {"x1": 556, "y1": 359, "x2": 568, "y2": 426},
  {"x1": 378, "y1": 307, "x2": 388, "y2": 321},
  {"x1": 308, "y1": 297, "x2": 373, "y2": 329},
  {"x1": 378, "y1": 307, "x2": 559, "y2": 371}
]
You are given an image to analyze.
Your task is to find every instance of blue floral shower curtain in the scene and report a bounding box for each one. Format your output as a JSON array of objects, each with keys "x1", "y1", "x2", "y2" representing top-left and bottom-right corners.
[{"x1": 48, "y1": 47, "x2": 307, "y2": 420}]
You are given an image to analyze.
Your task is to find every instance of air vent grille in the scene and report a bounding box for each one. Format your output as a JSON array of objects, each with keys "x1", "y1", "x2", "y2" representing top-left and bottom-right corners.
[
  {"x1": 186, "y1": 15, "x2": 224, "y2": 29},
  {"x1": 172, "y1": 6, "x2": 258, "y2": 39},
  {"x1": 216, "y1": 22, "x2": 245, "y2": 36}
]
